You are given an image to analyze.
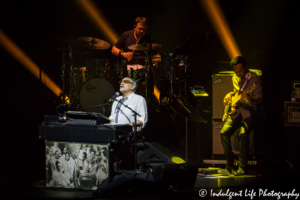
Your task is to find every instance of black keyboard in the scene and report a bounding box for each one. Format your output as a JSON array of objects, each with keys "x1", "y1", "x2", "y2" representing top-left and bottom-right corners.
[{"x1": 39, "y1": 122, "x2": 122, "y2": 143}]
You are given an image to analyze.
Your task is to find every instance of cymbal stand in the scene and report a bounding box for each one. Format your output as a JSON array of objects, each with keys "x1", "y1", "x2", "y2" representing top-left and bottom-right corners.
[
  {"x1": 68, "y1": 45, "x2": 75, "y2": 108},
  {"x1": 170, "y1": 61, "x2": 175, "y2": 103},
  {"x1": 148, "y1": 16, "x2": 155, "y2": 104},
  {"x1": 184, "y1": 62, "x2": 187, "y2": 97},
  {"x1": 183, "y1": 56, "x2": 190, "y2": 103},
  {"x1": 176, "y1": 55, "x2": 189, "y2": 102},
  {"x1": 85, "y1": 57, "x2": 90, "y2": 80},
  {"x1": 89, "y1": 38, "x2": 96, "y2": 77},
  {"x1": 60, "y1": 48, "x2": 66, "y2": 103},
  {"x1": 144, "y1": 50, "x2": 149, "y2": 102},
  {"x1": 99, "y1": 60, "x2": 104, "y2": 78},
  {"x1": 168, "y1": 57, "x2": 185, "y2": 103},
  {"x1": 181, "y1": 56, "x2": 188, "y2": 100}
]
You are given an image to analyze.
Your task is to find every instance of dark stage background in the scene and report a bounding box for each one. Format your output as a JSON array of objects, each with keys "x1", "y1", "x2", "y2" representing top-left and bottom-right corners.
[{"x1": 1, "y1": 0, "x2": 300, "y2": 171}]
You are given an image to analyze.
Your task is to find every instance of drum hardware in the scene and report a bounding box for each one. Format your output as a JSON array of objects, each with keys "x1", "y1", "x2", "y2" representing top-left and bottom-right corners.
[
  {"x1": 134, "y1": 55, "x2": 162, "y2": 63},
  {"x1": 98, "y1": 59, "x2": 110, "y2": 78},
  {"x1": 127, "y1": 43, "x2": 162, "y2": 102},
  {"x1": 79, "y1": 67, "x2": 86, "y2": 83},
  {"x1": 141, "y1": 51, "x2": 151, "y2": 101},
  {"x1": 170, "y1": 64, "x2": 174, "y2": 103},
  {"x1": 127, "y1": 43, "x2": 162, "y2": 51},
  {"x1": 75, "y1": 37, "x2": 111, "y2": 50},
  {"x1": 174, "y1": 55, "x2": 187, "y2": 98},
  {"x1": 68, "y1": 46, "x2": 75, "y2": 108},
  {"x1": 84, "y1": 56, "x2": 110, "y2": 80},
  {"x1": 59, "y1": 48, "x2": 67, "y2": 103},
  {"x1": 165, "y1": 56, "x2": 180, "y2": 103},
  {"x1": 164, "y1": 54, "x2": 191, "y2": 103},
  {"x1": 168, "y1": 35, "x2": 198, "y2": 104},
  {"x1": 55, "y1": 44, "x2": 78, "y2": 105},
  {"x1": 53, "y1": 47, "x2": 83, "y2": 54},
  {"x1": 84, "y1": 59, "x2": 90, "y2": 80},
  {"x1": 56, "y1": 36, "x2": 112, "y2": 110},
  {"x1": 128, "y1": 68, "x2": 133, "y2": 79},
  {"x1": 69, "y1": 52, "x2": 82, "y2": 109},
  {"x1": 56, "y1": 37, "x2": 111, "y2": 50}
]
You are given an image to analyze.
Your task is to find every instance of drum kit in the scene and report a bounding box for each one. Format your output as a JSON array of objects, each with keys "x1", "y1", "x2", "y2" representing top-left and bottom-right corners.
[{"x1": 56, "y1": 36, "x2": 192, "y2": 115}]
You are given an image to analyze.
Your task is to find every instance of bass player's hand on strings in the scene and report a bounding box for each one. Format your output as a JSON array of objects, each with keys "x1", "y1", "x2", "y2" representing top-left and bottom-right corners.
[{"x1": 224, "y1": 92, "x2": 235, "y2": 106}]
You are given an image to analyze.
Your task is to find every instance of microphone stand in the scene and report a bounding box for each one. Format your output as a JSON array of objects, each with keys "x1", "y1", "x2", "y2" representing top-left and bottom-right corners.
[
  {"x1": 93, "y1": 103, "x2": 108, "y2": 108},
  {"x1": 94, "y1": 105, "x2": 105, "y2": 115},
  {"x1": 112, "y1": 98, "x2": 141, "y2": 171}
]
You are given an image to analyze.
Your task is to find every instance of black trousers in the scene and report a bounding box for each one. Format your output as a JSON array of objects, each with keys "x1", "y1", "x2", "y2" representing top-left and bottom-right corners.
[{"x1": 220, "y1": 113, "x2": 256, "y2": 168}]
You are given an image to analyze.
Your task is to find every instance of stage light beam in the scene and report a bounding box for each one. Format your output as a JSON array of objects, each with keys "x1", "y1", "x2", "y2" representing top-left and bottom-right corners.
[
  {"x1": 75, "y1": 0, "x2": 119, "y2": 44},
  {"x1": 0, "y1": 29, "x2": 61, "y2": 96},
  {"x1": 200, "y1": 0, "x2": 242, "y2": 58},
  {"x1": 153, "y1": 84, "x2": 161, "y2": 103}
]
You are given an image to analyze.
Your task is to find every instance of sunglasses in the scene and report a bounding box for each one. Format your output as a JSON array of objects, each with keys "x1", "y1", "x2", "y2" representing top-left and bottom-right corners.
[{"x1": 120, "y1": 80, "x2": 133, "y2": 84}]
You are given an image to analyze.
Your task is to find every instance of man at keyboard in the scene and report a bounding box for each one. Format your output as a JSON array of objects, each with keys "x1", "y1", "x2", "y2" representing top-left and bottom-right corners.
[{"x1": 109, "y1": 77, "x2": 148, "y2": 131}]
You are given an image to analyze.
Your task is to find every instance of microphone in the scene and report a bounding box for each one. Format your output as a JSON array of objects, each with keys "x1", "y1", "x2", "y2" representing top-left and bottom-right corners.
[{"x1": 109, "y1": 92, "x2": 120, "y2": 102}]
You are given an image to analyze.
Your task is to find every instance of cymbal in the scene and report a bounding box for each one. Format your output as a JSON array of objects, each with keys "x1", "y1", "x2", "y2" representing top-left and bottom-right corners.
[
  {"x1": 128, "y1": 43, "x2": 162, "y2": 51},
  {"x1": 74, "y1": 37, "x2": 111, "y2": 50},
  {"x1": 56, "y1": 37, "x2": 111, "y2": 50}
]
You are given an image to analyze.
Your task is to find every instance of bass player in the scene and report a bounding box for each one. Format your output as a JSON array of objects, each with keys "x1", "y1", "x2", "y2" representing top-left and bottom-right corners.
[{"x1": 221, "y1": 56, "x2": 264, "y2": 175}]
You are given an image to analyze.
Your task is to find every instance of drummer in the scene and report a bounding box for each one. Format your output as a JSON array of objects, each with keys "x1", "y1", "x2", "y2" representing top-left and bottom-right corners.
[{"x1": 111, "y1": 16, "x2": 159, "y2": 69}]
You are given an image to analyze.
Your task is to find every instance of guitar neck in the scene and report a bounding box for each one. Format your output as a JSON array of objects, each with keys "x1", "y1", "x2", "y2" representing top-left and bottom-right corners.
[
  {"x1": 232, "y1": 83, "x2": 256, "y2": 105},
  {"x1": 224, "y1": 104, "x2": 230, "y2": 113},
  {"x1": 231, "y1": 93, "x2": 241, "y2": 106}
]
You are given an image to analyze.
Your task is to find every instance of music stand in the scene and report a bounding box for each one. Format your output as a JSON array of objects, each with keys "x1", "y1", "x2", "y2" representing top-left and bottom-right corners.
[{"x1": 178, "y1": 103, "x2": 207, "y2": 163}]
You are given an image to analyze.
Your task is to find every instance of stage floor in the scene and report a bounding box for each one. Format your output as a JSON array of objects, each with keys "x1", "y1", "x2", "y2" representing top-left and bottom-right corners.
[{"x1": 1, "y1": 163, "x2": 298, "y2": 199}]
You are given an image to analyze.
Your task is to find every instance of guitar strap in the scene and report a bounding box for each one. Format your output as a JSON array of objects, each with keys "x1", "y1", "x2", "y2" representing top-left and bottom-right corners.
[{"x1": 239, "y1": 72, "x2": 251, "y2": 94}]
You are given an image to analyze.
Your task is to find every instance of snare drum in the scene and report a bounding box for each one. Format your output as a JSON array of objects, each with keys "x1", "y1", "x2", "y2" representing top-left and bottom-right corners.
[{"x1": 79, "y1": 78, "x2": 115, "y2": 115}]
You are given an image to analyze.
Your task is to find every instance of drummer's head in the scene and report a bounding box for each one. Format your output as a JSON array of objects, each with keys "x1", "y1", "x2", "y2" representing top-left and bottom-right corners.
[
  {"x1": 134, "y1": 17, "x2": 147, "y2": 38},
  {"x1": 120, "y1": 77, "x2": 138, "y2": 95}
]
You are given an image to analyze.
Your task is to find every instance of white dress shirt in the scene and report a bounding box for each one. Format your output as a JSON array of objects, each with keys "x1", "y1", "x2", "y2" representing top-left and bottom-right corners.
[{"x1": 109, "y1": 92, "x2": 148, "y2": 131}]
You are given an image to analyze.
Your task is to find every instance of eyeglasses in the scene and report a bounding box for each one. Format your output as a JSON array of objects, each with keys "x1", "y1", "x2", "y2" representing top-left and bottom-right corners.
[{"x1": 120, "y1": 80, "x2": 133, "y2": 84}]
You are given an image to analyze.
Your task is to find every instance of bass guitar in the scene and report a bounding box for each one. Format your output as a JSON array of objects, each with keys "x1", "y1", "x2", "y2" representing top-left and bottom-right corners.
[{"x1": 222, "y1": 83, "x2": 256, "y2": 121}]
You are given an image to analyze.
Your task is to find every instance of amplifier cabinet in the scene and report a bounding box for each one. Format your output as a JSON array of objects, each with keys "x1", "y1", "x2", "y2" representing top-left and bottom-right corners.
[
  {"x1": 285, "y1": 101, "x2": 300, "y2": 126},
  {"x1": 212, "y1": 120, "x2": 254, "y2": 155},
  {"x1": 212, "y1": 74, "x2": 234, "y2": 119},
  {"x1": 212, "y1": 120, "x2": 239, "y2": 155}
]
